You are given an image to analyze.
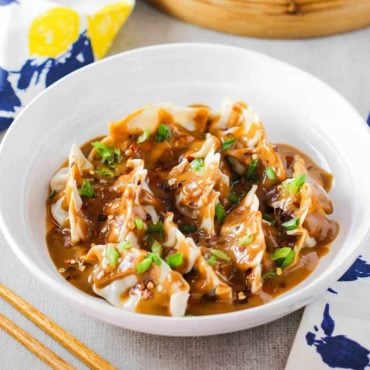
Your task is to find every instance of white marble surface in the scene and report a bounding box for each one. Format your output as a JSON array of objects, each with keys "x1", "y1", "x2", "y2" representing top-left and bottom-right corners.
[{"x1": 0, "y1": 1, "x2": 369, "y2": 369}]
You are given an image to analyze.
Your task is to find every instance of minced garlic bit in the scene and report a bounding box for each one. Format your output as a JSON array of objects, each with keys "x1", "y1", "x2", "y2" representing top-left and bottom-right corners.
[
  {"x1": 146, "y1": 281, "x2": 155, "y2": 290},
  {"x1": 237, "y1": 291, "x2": 246, "y2": 300},
  {"x1": 276, "y1": 267, "x2": 283, "y2": 276}
]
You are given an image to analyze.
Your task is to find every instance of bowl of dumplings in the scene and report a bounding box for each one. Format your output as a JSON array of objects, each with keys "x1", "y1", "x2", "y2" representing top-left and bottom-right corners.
[{"x1": 0, "y1": 44, "x2": 369, "y2": 336}]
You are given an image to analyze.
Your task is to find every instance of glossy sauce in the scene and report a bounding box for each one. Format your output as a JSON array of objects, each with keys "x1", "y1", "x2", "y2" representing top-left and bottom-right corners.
[{"x1": 46, "y1": 140, "x2": 338, "y2": 315}]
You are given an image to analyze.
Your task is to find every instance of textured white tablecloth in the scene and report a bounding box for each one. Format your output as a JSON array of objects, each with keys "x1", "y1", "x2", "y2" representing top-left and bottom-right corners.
[{"x1": 1, "y1": 2, "x2": 370, "y2": 369}]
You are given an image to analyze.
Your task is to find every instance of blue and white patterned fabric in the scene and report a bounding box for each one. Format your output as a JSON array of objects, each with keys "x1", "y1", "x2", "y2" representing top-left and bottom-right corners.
[{"x1": 0, "y1": 0, "x2": 134, "y2": 130}]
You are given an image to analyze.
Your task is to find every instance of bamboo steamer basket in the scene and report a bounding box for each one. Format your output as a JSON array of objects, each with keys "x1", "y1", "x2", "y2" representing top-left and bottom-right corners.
[{"x1": 148, "y1": 0, "x2": 370, "y2": 38}]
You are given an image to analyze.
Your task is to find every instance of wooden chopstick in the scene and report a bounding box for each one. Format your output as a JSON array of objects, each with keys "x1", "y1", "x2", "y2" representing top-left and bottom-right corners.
[
  {"x1": 0, "y1": 284, "x2": 116, "y2": 370},
  {"x1": 0, "y1": 313, "x2": 75, "y2": 370}
]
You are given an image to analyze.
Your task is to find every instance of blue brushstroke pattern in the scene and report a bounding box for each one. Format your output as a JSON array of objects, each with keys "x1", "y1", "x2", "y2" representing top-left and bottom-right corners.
[
  {"x1": 339, "y1": 257, "x2": 370, "y2": 282},
  {"x1": 327, "y1": 287, "x2": 338, "y2": 294},
  {"x1": 0, "y1": 31, "x2": 94, "y2": 130},
  {"x1": 306, "y1": 303, "x2": 370, "y2": 370},
  {"x1": 45, "y1": 32, "x2": 94, "y2": 86},
  {"x1": 0, "y1": 66, "x2": 21, "y2": 112},
  {"x1": 367, "y1": 113, "x2": 370, "y2": 127},
  {"x1": 0, "y1": 0, "x2": 18, "y2": 5}
]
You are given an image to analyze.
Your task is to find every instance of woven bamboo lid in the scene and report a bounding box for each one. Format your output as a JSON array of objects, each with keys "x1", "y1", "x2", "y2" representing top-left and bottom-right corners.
[{"x1": 148, "y1": 0, "x2": 370, "y2": 38}]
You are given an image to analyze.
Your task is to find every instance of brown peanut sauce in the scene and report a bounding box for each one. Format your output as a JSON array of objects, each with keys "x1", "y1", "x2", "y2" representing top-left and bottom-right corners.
[{"x1": 46, "y1": 138, "x2": 338, "y2": 315}]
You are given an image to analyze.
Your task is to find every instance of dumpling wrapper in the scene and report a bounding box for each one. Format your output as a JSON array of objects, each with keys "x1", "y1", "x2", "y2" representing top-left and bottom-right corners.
[
  {"x1": 85, "y1": 244, "x2": 190, "y2": 317},
  {"x1": 50, "y1": 144, "x2": 92, "y2": 244},
  {"x1": 221, "y1": 185, "x2": 266, "y2": 293}
]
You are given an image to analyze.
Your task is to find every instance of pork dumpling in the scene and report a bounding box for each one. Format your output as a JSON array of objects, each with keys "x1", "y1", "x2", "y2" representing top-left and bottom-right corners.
[
  {"x1": 102, "y1": 103, "x2": 210, "y2": 146},
  {"x1": 220, "y1": 185, "x2": 266, "y2": 293},
  {"x1": 167, "y1": 134, "x2": 229, "y2": 235},
  {"x1": 268, "y1": 155, "x2": 338, "y2": 262},
  {"x1": 163, "y1": 213, "x2": 233, "y2": 301},
  {"x1": 104, "y1": 159, "x2": 160, "y2": 244},
  {"x1": 85, "y1": 243, "x2": 190, "y2": 317},
  {"x1": 209, "y1": 97, "x2": 285, "y2": 184},
  {"x1": 50, "y1": 144, "x2": 93, "y2": 244}
]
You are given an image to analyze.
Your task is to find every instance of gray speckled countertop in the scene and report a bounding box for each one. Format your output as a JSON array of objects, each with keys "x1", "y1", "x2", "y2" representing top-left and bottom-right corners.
[{"x1": 1, "y1": 2, "x2": 369, "y2": 369}]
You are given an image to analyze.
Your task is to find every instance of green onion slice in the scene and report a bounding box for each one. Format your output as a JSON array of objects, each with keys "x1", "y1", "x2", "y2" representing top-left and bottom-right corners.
[
  {"x1": 265, "y1": 167, "x2": 277, "y2": 181},
  {"x1": 281, "y1": 217, "x2": 300, "y2": 230},
  {"x1": 262, "y1": 271, "x2": 277, "y2": 280},
  {"x1": 151, "y1": 240, "x2": 162, "y2": 257},
  {"x1": 155, "y1": 124, "x2": 171, "y2": 142},
  {"x1": 137, "y1": 129, "x2": 150, "y2": 144},
  {"x1": 207, "y1": 255, "x2": 217, "y2": 266},
  {"x1": 106, "y1": 245, "x2": 120, "y2": 267},
  {"x1": 118, "y1": 241, "x2": 131, "y2": 252},
  {"x1": 283, "y1": 174, "x2": 306, "y2": 194},
  {"x1": 210, "y1": 249, "x2": 230, "y2": 262},
  {"x1": 238, "y1": 235, "x2": 253, "y2": 246},
  {"x1": 136, "y1": 255, "x2": 153, "y2": 273},
  {"x1": 92, "y1": 141, "x2": 121, "y2": 167},
  {"x1": 96, "y1": 166, "x2": 115, "y2": 179},
  {"x1": 215, "y1": 203, "x2": 226, "y2": 223},
  {"x1": 166, "y1": 253, "x2": 184, "y2": 268},
  {"x1": 190, "y1": 158, "x2": 205, "y2": 172},
  {"x1": 271, "y1": 247, "x2": 295, "y2": 268},
  {"x1": 48, "y1": 189, "x2": 57, "y2": 200},
  {"x1": 222, "y1": 137, "x2": 236, "y2": 151},
  {"x1": 134, "y1": 217, "x2": 144, "y2": 230},
  {"x1": 79, "y1": 179, "x2": 95, "y2": 198}
]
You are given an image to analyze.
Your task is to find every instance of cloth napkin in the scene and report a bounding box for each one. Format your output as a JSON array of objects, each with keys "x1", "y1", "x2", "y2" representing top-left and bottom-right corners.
[
  {"x1": 286, "y1": 116, "x2": 370, "y2": 370},
  {"x1": 0, "y1": 0, "x2": 134, "y2": 130}
]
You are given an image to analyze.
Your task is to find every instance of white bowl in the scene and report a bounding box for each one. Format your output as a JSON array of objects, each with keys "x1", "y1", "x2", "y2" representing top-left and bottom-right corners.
[{"x1": 0, "y1": 44, "x2": 369, "y2": 336}]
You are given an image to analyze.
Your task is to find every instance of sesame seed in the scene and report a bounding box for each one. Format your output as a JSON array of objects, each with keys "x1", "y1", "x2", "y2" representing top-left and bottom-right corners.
[
  {"x1": 276, "y1": 267, "x2": 283, "y2": 276},
  {"x1": 146, "y1": 281, "x2": 154, "y2": 290},
  {"x1": 58, "y1": 268, "x2": 66, "y2": 273}
]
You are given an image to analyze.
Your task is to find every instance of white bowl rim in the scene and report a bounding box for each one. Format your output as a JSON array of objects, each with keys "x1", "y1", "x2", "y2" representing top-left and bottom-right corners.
[{"x1": 0, "y1": 42, "x2": 369, "y2": 334}]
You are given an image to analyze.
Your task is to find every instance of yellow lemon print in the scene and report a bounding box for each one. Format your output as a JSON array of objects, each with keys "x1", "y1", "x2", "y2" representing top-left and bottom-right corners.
[
  {"x1": 88, "y1": 2, "x2": 133, "y2": 59},
  {"x1": 29, "y1": 7, "x2": 80, "y2": 58}
]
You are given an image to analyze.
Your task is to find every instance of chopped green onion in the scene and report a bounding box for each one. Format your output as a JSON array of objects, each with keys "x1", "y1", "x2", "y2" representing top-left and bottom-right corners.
[
  {"x1": 92, "y1": 141, "x2": 121, "y2": 167},
  {"x1": 136, "y1": 255, "x2": 153, "y2": 273},
  {"x1": 284, "y1": 174, "x2": 306, "y2": 194},
  {"x1": 134, "y1": 217, "x2": 144, "y2": 230},
  {"x1": 79, "y1": 179, "x2": 95, "y2": 198},
  {"x1": 282, "y1": 217, "x2": 300, "y2": 230},
  {"x1": 118, "y1": 241, "x2": 131, "y2": 252},
  {"x1": 265, "y1": 167, "x2": 277, "y2": 181},
  {"x1": 222, "y1": 136, "x2": 236, "y2": 151},
  {"x1": 245, "y1": 159, "x2": 259, "y2": 182},
  {"x1": 155, "y1": 124, "x2": 171, "y2": 142},
  {"x1": 106, "y1": 245, "x2": 120, "y2": 267},
  {"x1": 262, "y1": 271, "x2": 277, "y2": 280},
  {"x1": 150, "y1": 252, "x2": 162, "y2": 266},
  {"x1": 179, "y1": 224, "x2": 197, "y2": 234},
  {"x1": 228, "y1": 192, "x2": 241, "y2": 205},
  {"x1": 271, "y1": 247, "x2": 291, "y2": 261},
  {"x1": 210, "y1": 249, "x2": 230, "y2": 262},
  {"x1": 215, "y1": 203, "x2": 226, "y2": 223},
  {"x1": 281, "y1": 249, "x2": 295, "y2": 268},
  {"x1": 271, "y1": 247, "x2": 295, "y2": 268},
  {"x1": 137, "y1": 129, "x2": 150, "y2": 144},
  {"x1": 190, "y1": 158, "x2": 204, "y2": 172},
  {"x1": 151, "y1": 240, "x2": 162, "y2": 257},
  {"x1": 238, "y1": 235, "x2": 253, "y2": 246},
  {"x1": 48, "y1": 189, "x2": 57, "y2": 200},
  {"x1": 147, "y1": 221, "x2": 163, "y2": 235},
  {"x1": 207, "y1": 255, "x2": 217, "y2": 266},
  {"x1": 96, "y1": 166, "x2": 115, "y2": 179},
  {"x1": 166, "y1": 253, "x2": 184, "y2": 268}
]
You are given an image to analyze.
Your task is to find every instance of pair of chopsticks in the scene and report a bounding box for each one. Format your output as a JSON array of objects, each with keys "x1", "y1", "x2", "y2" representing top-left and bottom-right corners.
[{"x1": 0, "y1": 283, "x2": 116, "y2": 369}]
